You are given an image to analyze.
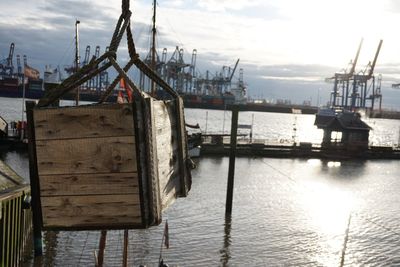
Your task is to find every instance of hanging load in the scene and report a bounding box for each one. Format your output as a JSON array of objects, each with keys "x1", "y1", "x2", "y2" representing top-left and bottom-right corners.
[{"x1": 26, "y1": 0, "x2": 192, "y2": 230}]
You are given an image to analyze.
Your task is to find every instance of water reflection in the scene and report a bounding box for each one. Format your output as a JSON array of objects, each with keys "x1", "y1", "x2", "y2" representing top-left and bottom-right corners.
[
  {"x1": 219, "y1": 215, "x2": 232, "y2": 267},
  {"x1": 32, "y1": 231, "x2": 59, "y2": 267},
  {"x1": 42, "y1": 231, "x2": 58, "y2": 267},
  {"x1": 307, "y1": 159, "x2": 367, "y2": 180}
]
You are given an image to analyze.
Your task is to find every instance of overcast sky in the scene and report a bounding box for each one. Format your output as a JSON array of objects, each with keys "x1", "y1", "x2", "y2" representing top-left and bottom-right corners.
[{"x1": 2, "y1": 0, "x2": 400, "y2": 108}]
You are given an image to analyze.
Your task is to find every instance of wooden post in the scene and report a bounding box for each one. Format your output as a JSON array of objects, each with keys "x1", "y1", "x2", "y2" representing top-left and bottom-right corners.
[
  {"x1": 225, "y1": 106, "x2": 239, "y2": 215},
  {"x1": 25, "y1": 101, "x2": 43, "y2": 257},
  {"x1": 96, "y1": 230, "x2": 107, "y2": 267},
  {"x1": 122, "y1": 230, "x2": 129, "y2": 267}
]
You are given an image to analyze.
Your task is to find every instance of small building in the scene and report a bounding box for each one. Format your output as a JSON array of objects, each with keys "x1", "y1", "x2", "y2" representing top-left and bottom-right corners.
[{"x1": 314, "y1": 109, "x2": 371, "y2": 151}]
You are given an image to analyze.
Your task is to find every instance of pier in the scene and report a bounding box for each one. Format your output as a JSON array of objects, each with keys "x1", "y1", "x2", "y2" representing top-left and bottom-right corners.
[{"x1": 200, "y1": 138, "x2": 400, "y2": 159}]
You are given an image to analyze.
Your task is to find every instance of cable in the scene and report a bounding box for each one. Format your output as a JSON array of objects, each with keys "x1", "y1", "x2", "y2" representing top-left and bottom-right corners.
[
  {"x1": 354, "y1": 212, "x2": 400, "y2": 237},
  {"x1": 259, "y1": 158, "x2": 297, "y2": 184}
]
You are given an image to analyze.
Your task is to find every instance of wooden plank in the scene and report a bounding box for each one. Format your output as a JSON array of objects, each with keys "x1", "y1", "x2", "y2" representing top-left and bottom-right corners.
[
  {"x1": 41, "y1": 194, "x2": 142, "y2": 228},
  {"x1": 152, "y1": 100, "x2": 181, "y2": 210},
  {"x1": 34, "y1": 104, "x2": 135, "y2": 140},
  {"x1": 175, "y1": 97, "x2": 191, "y2": 197},
  {"x1": 153, "y1": 101, "x2": 176, "y2": 130},
  {"x1": 36, "y1": 136, "x2": 137, "y2": 175},
  {"x1": 145, "y1": 97, "x2": 162, "y2": 225},
  {"x1": 40, "y1": 172, "x2": 139, "y2": 196}
]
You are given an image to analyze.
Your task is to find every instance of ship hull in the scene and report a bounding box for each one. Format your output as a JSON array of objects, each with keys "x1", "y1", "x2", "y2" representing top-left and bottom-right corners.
[{"x1": 0, "y1": 79, "x2": 117, "y2": 102}]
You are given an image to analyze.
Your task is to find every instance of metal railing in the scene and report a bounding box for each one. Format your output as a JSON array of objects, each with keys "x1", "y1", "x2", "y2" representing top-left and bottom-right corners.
[{"x1": 0, "y1": 185, "x2": 32, "y2": 267}]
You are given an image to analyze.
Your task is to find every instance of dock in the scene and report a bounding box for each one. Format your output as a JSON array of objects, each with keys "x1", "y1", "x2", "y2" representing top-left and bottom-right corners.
[{"x1": 199, "y1": 138, "x2": 400, "y2": 160}]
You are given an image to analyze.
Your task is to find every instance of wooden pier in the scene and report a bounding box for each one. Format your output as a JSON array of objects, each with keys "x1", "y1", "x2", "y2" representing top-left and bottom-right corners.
[{"x1": 200, "y1": 138, "x2": 400, "y2": 160}]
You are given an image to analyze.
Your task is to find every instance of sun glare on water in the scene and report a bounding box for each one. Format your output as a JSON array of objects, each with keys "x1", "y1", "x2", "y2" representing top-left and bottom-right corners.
[{"x1": 295, "y1": 159, "x2": 359, "y2": 265}]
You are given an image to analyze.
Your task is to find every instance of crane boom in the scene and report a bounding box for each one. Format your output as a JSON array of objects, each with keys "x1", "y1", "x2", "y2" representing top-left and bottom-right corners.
[
  {"x1": 229, "y1": 58, "x2": 240, "y2": 82},
  {"x1": 368, "y1": 39, "x2": 383, "y2": 78},
  {"x1": 348, "y1": 38, "x2": 363, "y2": 76},
  {"x1": 95, "y1": 45, "x2": 100, "y2": 58},
  {"x1": 82, "y1": 45, "x2": 90, "y2": 66},
  {"x1": 7, "y1": 43, "x2": 15, "y2": 67}
]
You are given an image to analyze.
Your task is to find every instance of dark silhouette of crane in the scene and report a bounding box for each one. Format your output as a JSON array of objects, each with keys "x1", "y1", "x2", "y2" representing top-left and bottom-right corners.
[
  {"x1": 330, "y1": 39, "x2": 363, "y2": 107},
  {"x1": 351, "y1": 40, "x2": 383, "y2": 110},
  {"x1": 328, "y1": 39, "x2": 383, "y2": 111},
  {"x1": 0, "y1": 43, "x2": 15, "y2": 76}
]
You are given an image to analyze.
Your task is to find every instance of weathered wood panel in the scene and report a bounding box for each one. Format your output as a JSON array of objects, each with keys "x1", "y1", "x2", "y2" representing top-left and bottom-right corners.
[
  {"x1": 36, "y1": 136, "x2": 137, "y2": 175},
  {"x1": 152, "y1": 101, "x2": 180, "y2": 209},
  {"x1": 34, "y1": 104, "x2": 134, "y2": 140},
  {"x1": 40, "y1": 172, "x2": 139, "y2": 196},
  {"x1": 41, "y1": 194, "x2": 142, "y2": 228}
]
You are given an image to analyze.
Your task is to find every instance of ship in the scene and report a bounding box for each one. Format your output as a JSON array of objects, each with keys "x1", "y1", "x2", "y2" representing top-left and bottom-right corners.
[{"x1": 0, "y1": 39, "x2": 117, "y2": 102}]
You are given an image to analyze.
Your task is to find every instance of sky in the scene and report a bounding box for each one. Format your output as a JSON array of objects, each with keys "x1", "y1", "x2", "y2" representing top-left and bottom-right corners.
[{"x1": 2, "y1": 0, "x2": 400, "y2": 108}]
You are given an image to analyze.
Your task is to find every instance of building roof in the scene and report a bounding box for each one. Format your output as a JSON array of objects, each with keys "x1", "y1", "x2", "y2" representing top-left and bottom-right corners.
[{"x1": 315, "y1": 110, "x2": 371, "y2": 132}]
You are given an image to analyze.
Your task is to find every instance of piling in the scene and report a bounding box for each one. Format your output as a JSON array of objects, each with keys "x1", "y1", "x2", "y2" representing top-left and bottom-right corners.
[
  {"x1": 225, "y1": 106, "x2": 239, "y2": 215},
  {"x1": 96, "y1": 230, "x2": 107, "y2": 267},
  {"x1": 25, "y1": 101, "x2": 43, "y2": 256},
  {"x1": 123, "y1": 229, "x2": 129, "y2": 267}
]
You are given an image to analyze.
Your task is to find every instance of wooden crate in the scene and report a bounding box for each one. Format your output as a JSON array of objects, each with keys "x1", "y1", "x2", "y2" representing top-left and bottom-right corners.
[{"x1": 27, "y1": 98, "x2": 191, "y2": 230}]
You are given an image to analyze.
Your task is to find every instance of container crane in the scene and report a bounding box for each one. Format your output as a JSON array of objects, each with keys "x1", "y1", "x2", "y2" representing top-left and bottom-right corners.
[
  {"x1": 16, "y1": 55, "x2": 22, "y2": 77},
  {"x1": 352, "y1": 40, "x2": 383, "y2": 109},
  {"x1": 229, "y1": 58, "x2": 240, "y2": 82},
  {"x1": 189, "y1": 49, "x2": 197, "y2": 92},
  {"x1": 0, "y1": 43, "x2": 15, "y2": 76},
  {"x1": 81, "y1": 45, "x2": 91, "y2": 67},
  {"x1": 330, "y1": 38, "x2": 363, "y2": 107}
]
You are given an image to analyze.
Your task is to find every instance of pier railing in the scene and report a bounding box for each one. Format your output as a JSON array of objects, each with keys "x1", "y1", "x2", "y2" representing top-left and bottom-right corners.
[{"x1": 0, "y1": 185, "x2": 33, "y2": 267}]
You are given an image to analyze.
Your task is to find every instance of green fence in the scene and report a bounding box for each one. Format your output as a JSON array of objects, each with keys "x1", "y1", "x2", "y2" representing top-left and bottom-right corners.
[{"x1": 0, "y1": 185, "x2": 32, "y2": 267}]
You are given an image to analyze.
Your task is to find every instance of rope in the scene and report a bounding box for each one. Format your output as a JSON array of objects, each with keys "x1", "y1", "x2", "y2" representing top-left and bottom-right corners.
[
  {"x1": 339, "y1": 214, "x2": 351, "y2": 267},
  {"x1": 354, "y1": 212, "x2": 400, "y2": 237},
  {"x1": 35, "y1": 0, "x2": 181, "y2": 107},
  {"x1": 37, "y1": 0, "x2": 130, "y2": 107}
]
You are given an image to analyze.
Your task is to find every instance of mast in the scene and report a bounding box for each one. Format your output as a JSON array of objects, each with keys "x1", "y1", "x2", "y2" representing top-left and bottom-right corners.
[
  {"x1": 75, "y1": 19, "x2": 80, "y2": 105},
  {"x1": 151, "y1": 0, "x2": 157, "y2": 95}
]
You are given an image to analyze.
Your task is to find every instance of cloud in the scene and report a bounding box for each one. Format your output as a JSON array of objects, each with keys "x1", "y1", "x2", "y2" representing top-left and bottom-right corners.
[
  {"x1": 1, "y1": 0, "x2": 400, "y2": 109},
  {"x1": 196, "y1": 0, "x2": 263, "y2": 12}
]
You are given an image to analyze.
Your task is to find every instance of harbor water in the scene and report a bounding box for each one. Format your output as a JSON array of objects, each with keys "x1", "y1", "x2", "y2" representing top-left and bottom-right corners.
[{"x1": 1, "y1": 97, "x2": 400, "y2": 266}]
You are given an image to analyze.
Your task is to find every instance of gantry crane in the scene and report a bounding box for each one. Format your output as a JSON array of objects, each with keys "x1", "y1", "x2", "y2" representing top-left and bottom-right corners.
[
  {"x1": 328, "y1": 39, "x2": 383, "y2": 111},
  {"x1": 351, "y1": 40, "x2": 383, "y2": 109},
  {"x1": 330, "y1": 39, "x2": 363, "y2": 107},
  {"x1": 0, "y1": 43, "x2": 15, "y2": 77},
  {"x1": 81, "y1": 45, "x2": 91, "y2": 66}
]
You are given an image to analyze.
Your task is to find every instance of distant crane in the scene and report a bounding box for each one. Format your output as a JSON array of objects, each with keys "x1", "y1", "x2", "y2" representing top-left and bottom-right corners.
[
  {"x1": 81, "y1": 45, "x2": 91, "y2": 67},
  {"x1": 0, "y1": 43, "x2": 15, "y2": 76},
  {"x1": 213, "y1": 58, "x2": 240, "y2": 94},
  {"x1": 16, "y1": 55, "x2": 22, "y2": 77},
  {"x1": 352, "y1": 40, "x2": 383, "y2": 109},
  {"x1": 329, "y1": 38, "x2": 363, "y2": 107},
  {"x1": 229, "y1": 59, "x2": 240, "y2": 83},
  {"x1": 327, "y1": 39, "x2": 383, "y2": 111}
]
